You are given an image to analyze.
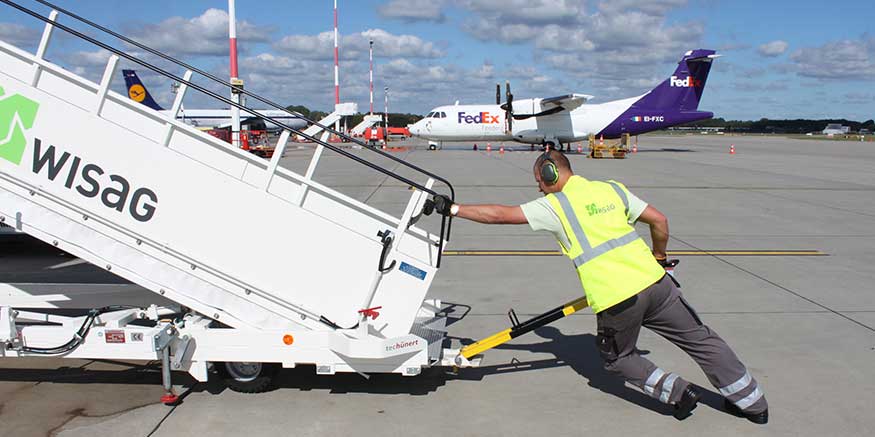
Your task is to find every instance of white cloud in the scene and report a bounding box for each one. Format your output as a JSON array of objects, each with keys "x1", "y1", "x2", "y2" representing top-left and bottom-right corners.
[
  {"x1": 598, "y1": 0, "x2": 688, "y2": 16},
  {"x1": 453, "y1": 0, "x2": 703, "y2": 100},
  {"x1": 843, "y1": 92, "x2": 873, "y2": 104},
  {"x1": 378, "y1": 0, "x2": 447, "y2": 22},
  {"x1": 459, "y1": 0, "x2": 583, "y2": 23},
  {"x1": 790, "y1": 36, "x2": 875, "y2": 80},
  {"x1": 758, "y1": 40, "x2": 789, "y2": 57},
  {"x1": 274, "y1": 29, "x2": 444, "y2": 60},
  {"x1": 0, "y1": 22, "x2": 40, "y2": 48},
  {"x1": 125, "y1": 9, "x2": 272, "y2": 57}
]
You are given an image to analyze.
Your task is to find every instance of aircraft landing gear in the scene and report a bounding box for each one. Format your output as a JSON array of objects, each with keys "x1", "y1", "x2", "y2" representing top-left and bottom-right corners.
[{"x1": 542, "y1": 140, "x2": 565, "y2": 152}]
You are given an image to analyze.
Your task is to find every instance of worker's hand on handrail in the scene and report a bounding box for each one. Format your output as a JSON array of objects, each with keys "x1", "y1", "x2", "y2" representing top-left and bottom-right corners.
[{"x1": 423, "y1": 195, "x2": 453, "y2": 216}]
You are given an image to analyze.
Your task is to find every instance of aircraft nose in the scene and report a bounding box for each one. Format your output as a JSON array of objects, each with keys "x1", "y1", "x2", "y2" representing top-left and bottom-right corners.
[{"x1": 409, "y1": 122, "x2": 421, "y2": 136}]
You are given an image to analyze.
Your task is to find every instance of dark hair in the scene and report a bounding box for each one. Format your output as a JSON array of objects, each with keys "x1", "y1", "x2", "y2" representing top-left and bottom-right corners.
[{"x1": 534, "y1": 149, "x2": 572, "y2": 172}]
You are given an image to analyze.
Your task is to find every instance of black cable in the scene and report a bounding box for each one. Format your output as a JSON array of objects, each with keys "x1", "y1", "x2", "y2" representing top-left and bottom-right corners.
[{"x1": 16, "y1": 306, "x2": 131, "y2": 355}]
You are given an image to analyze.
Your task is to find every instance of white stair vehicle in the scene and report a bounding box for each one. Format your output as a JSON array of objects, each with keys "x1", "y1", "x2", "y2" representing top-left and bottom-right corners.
[{"x1": 0, "y1": 0, "x2": 470, "y2": 400}]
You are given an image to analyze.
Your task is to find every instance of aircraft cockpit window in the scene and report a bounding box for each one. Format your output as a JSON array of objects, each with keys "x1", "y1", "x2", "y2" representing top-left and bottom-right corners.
[
  {"x1": 426, "y1": 112, "x2": 435, "y2": 118},
  {"x1": 439, "y1": 112, "x2": 447, "y2": 118}
]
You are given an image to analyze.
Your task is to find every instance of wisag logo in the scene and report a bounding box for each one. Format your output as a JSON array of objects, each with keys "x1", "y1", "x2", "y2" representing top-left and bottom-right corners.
[
  {"x1": 458, "y1": 111, "x2": 500, "y2": 124},
  {"x1": 669, "y1": 75, "x2": 702, "y2": 88},
  {"x1": 585, "y1": 202, "x2": 616, "y2": 216},
  {"x1": 0, "y1": 83, "x2": 159, "y2": 222},
  {"x1": 0, "y1": 86, "x2": 39, "y2": 166}
]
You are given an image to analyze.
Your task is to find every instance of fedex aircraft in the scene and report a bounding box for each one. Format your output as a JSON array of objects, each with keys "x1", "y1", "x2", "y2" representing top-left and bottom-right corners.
[
  {"x1": 122, "y1": 70, "x2": 307, "y2": 131},
  {"x1": 409, "y1": 49, "x2": 720, "y2": 150}
]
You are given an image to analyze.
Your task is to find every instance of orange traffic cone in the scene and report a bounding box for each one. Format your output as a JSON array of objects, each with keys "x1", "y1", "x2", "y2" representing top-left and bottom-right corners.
[
  {"x1": 599, "y1": 134, "x2": 604, "y2": 146},
  {"x1": 499, "y1": 144, "x2": 505, "y2": 154},
  {"x1": 486, "y1": 143, "x2": 492, "y2": 153},
  {"x1": 730, "y1": 144, "x2": 735, "y2": 155},
  {"x1": 633, "y1": 136, "x2": 638, "y2": 153}
]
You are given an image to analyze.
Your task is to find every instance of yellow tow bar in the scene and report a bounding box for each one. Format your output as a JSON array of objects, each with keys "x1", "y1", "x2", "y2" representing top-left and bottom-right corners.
[{"x1": 459, "y1": 296, "x2": 589, "y2": 360}]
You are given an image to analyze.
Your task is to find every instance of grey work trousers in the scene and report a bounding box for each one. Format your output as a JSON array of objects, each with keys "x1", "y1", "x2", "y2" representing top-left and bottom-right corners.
[{"x1": 596, "y1": 274, "x2": 768, "y2": 414}]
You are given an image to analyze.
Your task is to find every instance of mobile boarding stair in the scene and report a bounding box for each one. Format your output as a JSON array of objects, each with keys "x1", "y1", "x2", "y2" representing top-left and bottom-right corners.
[
  {"x1": 0, "y1": 0, "x2": 475, "y2": 399},
  {"x1": 350, "y1": 114, "x2": 384, "y2": 137},
  {"x1": 299, "y1": 103, "x2": 358, "y2": 142}
]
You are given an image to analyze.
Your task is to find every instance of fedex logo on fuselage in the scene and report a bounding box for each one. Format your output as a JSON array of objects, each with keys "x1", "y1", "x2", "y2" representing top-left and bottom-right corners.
[
  {"x1": 458, "y1": 111, "x2": 500, "y2": 124},
  {"x1": 670, "y1": 75, "x2": 702, "y2": 88}
]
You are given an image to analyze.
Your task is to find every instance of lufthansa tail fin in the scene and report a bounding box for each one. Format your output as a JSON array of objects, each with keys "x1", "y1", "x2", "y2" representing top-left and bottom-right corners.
[
  {"x1": 635, "y1": 49, "x2": 718, "y2": 111},
  {"x1": 122, "y1": 70, "x2": 164, "y2": 111}
]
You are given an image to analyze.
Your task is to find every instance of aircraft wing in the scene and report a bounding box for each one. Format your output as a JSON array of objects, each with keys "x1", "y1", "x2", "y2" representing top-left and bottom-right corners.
[
  {"x1": 213, "y1": 116, "x2": 258, "y2": 129},
  {"x1": 540, "y1": 93, "x2": 594, "y2": 111}
]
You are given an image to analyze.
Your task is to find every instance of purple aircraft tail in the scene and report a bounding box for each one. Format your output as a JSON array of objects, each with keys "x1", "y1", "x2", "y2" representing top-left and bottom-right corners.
[
  {"x1": 596, "y1": 49, "x2": 719, "y2": 139},
  {"x1": 635, "y1": 49, "x2": 717, "y2": 111}
]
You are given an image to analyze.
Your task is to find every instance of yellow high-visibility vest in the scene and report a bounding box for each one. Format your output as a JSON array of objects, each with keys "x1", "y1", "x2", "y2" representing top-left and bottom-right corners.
[{"x1": 546, "y1": 175, "x2": 665, "y2": 313}]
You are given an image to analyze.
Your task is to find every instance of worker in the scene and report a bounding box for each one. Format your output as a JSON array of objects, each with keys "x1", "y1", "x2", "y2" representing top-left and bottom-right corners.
[{"x1": 424, "y1": 150, "x2": 768, "y2": 423}]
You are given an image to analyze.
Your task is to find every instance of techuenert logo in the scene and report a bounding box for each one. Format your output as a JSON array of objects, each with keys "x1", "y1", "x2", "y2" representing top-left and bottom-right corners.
[
  {"x1": 669, "y1": 75, "x2": 702, "y2": 88},
  {"x1": 0, "y1": 84, "x2": 158, "y2": 222},
  {"x1": 385, "y1": 339, "x2": 420, "y2": 353},
  {"x1": 458, "y1": 111, "x2": 500, "y2": 124},
  {"x1": 0, "y1": 86, "x2": 39, "y2": 166}
]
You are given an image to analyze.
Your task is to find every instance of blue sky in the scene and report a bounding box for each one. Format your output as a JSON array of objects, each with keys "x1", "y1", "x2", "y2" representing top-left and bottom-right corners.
[{"x1": 1, "y1": 0, "x2": 873, "y2": 120}]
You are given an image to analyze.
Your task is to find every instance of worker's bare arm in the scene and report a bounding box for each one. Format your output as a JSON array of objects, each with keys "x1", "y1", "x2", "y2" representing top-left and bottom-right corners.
[
  {"x1": 636, "y1": 205, "x2": 669, "y2": 259},
  {"x1": 456, "y1": 204, "x2": 528, "y2": 225}
]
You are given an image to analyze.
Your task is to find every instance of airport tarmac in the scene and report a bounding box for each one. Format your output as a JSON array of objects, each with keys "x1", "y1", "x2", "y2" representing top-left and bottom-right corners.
[{"x1": 2, "y1": 134, "x2": 874, "y2": 436}]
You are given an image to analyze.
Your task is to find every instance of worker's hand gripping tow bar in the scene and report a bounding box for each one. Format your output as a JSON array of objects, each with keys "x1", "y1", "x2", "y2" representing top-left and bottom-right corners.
[{"x1": 658, "y1": 258, "x2": 682, "y2": 288}]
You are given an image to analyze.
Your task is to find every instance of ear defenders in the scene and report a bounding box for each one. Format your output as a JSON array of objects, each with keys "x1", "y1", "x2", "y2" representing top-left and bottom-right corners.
[{"x1": 539, "y1": 152, "x2": 560, "y2": 186}]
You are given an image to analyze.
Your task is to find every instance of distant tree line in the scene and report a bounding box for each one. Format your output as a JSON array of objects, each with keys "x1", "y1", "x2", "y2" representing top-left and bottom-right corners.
[
  {"x1": 682, "y1": 118, "x2": 875, "y2": 133},
  {"x1": 285, "y1": 105, "x2": 422, "y2": 127}
]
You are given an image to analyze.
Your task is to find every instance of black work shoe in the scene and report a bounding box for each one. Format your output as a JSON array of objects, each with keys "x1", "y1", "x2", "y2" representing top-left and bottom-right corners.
[
  {"x1": 673, "y1": 386, "x2": 702, "y2": 420},
  {"x1": 724, "y1": 399, "x2": 769, "y2": 424}
]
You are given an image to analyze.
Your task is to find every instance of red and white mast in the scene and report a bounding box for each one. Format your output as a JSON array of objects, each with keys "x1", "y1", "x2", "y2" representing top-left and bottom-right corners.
[
  {"x1": 229, "y1": 0, "x2": 242, "y2": 148},
  {"x1": 369, "y1": 39, "x2": 374, "y2": 115},
  {"x1": 333, "y1": 0, "x2": 341, "y2": 132}
]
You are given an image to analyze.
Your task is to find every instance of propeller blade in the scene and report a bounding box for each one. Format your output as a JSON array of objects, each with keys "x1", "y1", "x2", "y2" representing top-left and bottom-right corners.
[
  {"x1": 505, "y1": 81, "x2": 513, "y2": 134},
  {"x1": 496, "y1": 83, "x2": 501, "y2": 105}
]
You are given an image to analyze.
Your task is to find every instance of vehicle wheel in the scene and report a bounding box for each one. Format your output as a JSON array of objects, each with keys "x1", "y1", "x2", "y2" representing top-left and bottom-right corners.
[
  {"x1": 217, "y1": 362, "x2": 280, "y2": 393},
  {"x1": 428, "y1": 143, "x2": 436, "y2": 150}
]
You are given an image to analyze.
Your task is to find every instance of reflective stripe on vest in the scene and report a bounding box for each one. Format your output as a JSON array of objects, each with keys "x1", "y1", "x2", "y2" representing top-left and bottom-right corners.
[
  {"x1": 554, "y1": 192, "x2": 641, "y2": 268},
  {"x1": 607, "y1": 181, "x2": 629, "y2": 217}
]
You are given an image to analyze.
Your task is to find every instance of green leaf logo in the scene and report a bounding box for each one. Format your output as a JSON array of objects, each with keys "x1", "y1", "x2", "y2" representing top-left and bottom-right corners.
[{"x1": 0, "y1": 85, "x2": 40, "y2": 165}]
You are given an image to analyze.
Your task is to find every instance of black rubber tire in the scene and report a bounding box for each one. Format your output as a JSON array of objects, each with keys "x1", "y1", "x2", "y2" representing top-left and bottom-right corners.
[{"x1": 217, "y1": 362, "x2": 281, "y2": 394}]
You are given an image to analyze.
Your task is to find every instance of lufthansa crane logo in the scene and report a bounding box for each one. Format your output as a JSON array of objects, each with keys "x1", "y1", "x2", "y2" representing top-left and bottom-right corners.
[
  {"x1": 128, "y1": 84, "x2": 146, "y2": 102},
  {"x1": 0, "y1": 85, "x2": 40, "y2": 166}
]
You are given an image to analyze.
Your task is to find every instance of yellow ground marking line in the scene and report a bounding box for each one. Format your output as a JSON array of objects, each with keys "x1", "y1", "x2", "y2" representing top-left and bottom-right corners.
[{"x1": 444, "y1": 250, "x2": 826, "y2": 256}]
